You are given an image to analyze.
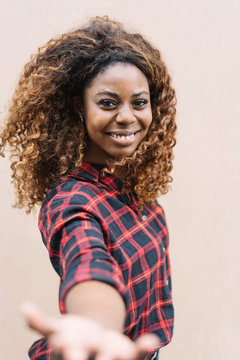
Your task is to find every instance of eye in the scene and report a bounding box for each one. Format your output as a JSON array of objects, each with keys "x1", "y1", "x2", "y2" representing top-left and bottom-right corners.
[
  {"x1": 98, "y1": 99, "x2": 117, "y2": 108},
  {"x1": 133, "y1": 99, "x2": 149, "y2": 108}
]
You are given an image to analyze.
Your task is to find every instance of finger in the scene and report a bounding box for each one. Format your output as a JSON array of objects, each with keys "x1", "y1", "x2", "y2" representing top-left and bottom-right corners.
[
  {"x1": 95, "y1": 354, "x2": 111, "y2": 360},
  {"x1": 20, "y1": 302, "x2": 57, "y2": 336},
  {"x1": 97, "y1": 331, "x2": 136, "y2": 360},
  {"x1": 63, "y1": 348, "x2": 89, "y2": 360},
  {"x1": 134, "y1": 334, "x2": 160, "y2": 359},
  {"x1": 50, "y1": 332, "x2": 93, "y2": 360}
]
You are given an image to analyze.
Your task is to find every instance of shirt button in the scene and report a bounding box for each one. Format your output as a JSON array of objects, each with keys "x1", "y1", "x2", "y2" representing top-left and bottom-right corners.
[{"x1": 142, "y1": 215, "x2": 147, "y2": 221}]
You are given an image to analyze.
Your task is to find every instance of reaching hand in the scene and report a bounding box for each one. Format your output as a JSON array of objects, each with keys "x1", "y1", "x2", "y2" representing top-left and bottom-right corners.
[{"x1": 21, "y1": 303, "x2": 160, "y2": 360}]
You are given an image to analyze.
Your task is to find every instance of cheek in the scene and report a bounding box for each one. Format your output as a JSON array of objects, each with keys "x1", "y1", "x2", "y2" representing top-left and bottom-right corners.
[
  {"x1": 144, "y1": 106, "x2": 152, "y2": 123},
  {"x1": 85, "y1": 115, "x2": 101, "y2": 134},
  {"x1": 86, "y1": 110, "x2": 110, "y2": 131},
  {"x1": 148, "y1": 115, "x2": 153, "y2": 127},
  {"x1": 145, "y1": 112, "x2": 153, "y2": 131}
]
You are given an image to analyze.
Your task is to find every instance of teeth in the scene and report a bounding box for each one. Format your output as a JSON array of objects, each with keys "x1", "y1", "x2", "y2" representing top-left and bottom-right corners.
[{"x1": 110, "y1": 133, "x2": 134, "y2": 140}]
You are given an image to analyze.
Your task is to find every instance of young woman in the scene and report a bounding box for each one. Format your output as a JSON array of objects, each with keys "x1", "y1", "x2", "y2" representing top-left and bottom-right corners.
[{"x1": 0, "y1": 16, "x2": 176, "y2": 360}]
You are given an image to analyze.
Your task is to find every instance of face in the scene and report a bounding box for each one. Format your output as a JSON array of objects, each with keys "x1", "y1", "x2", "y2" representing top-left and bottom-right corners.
[{"x1": 81, "y1": 62, "x2": 152, "y2": 164}]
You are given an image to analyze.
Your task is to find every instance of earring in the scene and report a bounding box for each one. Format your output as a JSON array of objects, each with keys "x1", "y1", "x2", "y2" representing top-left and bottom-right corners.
[{"x1": 77, "y1": 112, "x2": 84, "y2": 123}]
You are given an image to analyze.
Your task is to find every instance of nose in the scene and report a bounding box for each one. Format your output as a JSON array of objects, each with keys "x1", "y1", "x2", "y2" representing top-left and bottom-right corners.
[{"x1": 115, "y1": 104, "x2": 136, "y2": 125}]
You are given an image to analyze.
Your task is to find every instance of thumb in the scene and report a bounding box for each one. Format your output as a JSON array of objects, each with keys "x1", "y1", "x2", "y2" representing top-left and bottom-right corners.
[{"x1": 20, "y1": 302, "x2": 57, "y2": 336}]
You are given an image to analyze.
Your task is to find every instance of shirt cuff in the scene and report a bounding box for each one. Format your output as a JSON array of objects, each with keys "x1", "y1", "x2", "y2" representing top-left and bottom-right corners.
[{"x1": 59, "y1": 258, "x2": 129, "y2": 314}]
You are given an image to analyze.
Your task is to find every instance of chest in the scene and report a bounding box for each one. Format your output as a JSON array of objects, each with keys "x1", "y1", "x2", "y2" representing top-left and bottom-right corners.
[{"x1": 97, "y1": 195, "x2": 168, "y2": 279}]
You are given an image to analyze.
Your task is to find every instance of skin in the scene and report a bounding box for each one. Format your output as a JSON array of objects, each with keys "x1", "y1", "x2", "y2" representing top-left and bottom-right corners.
[
  {"x1": 22, "y1": 63, "x2": 159, "y2": 360},
  {"x1": 79, "y1": 62, "x2": 152, "y2": 164}
]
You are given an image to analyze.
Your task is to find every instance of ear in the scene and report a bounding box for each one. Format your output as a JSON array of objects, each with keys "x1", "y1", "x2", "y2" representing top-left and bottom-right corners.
[{"x1": 72, "y1": 96, "x2": 83, "y2": 115}]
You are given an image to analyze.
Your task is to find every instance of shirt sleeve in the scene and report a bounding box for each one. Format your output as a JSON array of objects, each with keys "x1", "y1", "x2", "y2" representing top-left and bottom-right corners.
[{"x1": 41, "y1": 192, "x2": 129, "y2": 314}]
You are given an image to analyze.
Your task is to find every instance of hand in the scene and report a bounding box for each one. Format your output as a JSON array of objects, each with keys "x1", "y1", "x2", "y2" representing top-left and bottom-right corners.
[{"x1": 21, "y1": 303, "x2": 160, "y2": 360}]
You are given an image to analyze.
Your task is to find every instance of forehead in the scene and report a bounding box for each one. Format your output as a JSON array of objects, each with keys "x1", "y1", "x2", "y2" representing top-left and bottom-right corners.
[{"x1": 85, "y1": 62, "x2": 149, "y2": 94}]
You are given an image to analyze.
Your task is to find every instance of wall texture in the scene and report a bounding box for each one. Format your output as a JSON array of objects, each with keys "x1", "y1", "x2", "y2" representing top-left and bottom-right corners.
[{"x1": 0, "y1": 1, "x2": 239, "y2": 359}]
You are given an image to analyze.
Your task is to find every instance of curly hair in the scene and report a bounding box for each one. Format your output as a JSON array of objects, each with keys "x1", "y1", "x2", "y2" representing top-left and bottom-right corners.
[{"x1": 0, "y1": 16, "x2": 176, "y2": 212}]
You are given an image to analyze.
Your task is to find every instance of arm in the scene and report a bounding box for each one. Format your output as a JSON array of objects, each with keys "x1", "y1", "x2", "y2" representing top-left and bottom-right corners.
[
  {"x1": 24, "y1": 199, "x2": 160, "y2": 359},
  {"x1": 65, "y1": 280, "x2": 126, "y2": 331}
]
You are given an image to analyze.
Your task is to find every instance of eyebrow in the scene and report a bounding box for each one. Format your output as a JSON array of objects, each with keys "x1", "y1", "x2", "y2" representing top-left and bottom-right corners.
[{"x1": 95, "y1": 90, "x2": 149, "y2": 97}]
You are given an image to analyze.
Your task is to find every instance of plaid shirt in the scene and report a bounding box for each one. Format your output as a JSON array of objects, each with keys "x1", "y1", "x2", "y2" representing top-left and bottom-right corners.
[{"x1": 29, "y1": 162, "x2": 174, "y2": 360}]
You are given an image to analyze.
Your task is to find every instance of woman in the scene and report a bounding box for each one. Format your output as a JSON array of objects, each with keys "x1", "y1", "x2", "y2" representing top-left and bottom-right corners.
[{"x1": 0, "y1": 16, "x2": 176, "y2": 360}]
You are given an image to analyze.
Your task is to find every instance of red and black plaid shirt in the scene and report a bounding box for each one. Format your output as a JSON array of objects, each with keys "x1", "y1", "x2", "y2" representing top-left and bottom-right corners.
[{"x1": 29, "y1": 162, "x2": 174, "y2": 359}]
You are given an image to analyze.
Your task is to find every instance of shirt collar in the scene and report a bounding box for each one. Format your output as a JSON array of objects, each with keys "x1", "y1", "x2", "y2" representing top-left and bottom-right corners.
[{"x1": 68, "y1": 162, "x2": 123, "y2": 191}]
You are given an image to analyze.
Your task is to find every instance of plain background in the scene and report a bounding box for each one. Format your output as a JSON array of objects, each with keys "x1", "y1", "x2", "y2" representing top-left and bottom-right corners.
[{"x1": 0, "y1": 0, "x2": 239, "y2": 359}]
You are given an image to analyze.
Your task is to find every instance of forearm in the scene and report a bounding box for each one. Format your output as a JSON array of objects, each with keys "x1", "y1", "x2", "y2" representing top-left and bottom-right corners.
[{"x1": 65, "y1": 280, "x2": 126, "y2": 332}]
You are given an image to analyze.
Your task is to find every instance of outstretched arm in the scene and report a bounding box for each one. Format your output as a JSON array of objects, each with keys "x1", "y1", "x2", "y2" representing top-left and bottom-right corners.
[
  {"x1": 22, "y1": 281, "x2": 159, "y2": 360},
  {"x1": 65, "y1": 280, "x2": 126, "y2": 331}
]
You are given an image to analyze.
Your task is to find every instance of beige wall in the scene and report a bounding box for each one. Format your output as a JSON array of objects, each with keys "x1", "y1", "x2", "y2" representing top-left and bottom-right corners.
[{"x1": 0, "y1": 1, "x2": 239, "y2": 359}]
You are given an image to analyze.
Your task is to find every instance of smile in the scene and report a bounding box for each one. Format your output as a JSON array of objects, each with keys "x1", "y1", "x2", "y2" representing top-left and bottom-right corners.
[
  {"x1": 110, "y1": 133, "x2": 135, "y2": 140},
  {"x1": 105, "y1": 131, "x2": 141, "y2": 145}
]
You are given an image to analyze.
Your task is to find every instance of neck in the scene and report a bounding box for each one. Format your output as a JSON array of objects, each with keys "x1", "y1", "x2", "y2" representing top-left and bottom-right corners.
[{"x1": 112, "y1": 166, "x2": 126, "y2": 181}]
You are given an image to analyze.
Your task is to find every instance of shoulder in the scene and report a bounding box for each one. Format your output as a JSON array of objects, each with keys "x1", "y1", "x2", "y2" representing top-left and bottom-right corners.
[
  {"x1": 146, "y1": 200, "x2": 168, "y2": 231},
  {"x1": 150, "y1": 199, "x2": 166, "y2": 218},
  {"x1": 39, "y1": 175, "x2": 103, "y2": 233},
  {"x1": 43, "y1": 174, "x2": 101, "y2": 209}
]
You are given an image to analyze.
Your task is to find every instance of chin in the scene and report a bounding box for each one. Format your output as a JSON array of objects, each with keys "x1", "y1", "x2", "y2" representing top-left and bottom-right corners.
[{"x1": 112, "y1": 151, "x2": 135, "y2": 160}]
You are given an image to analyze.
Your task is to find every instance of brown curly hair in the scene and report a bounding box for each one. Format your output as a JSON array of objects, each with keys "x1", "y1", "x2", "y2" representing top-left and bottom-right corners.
[{"x1": 0, "y1": 16, "x2": 176, "y2": 213}]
